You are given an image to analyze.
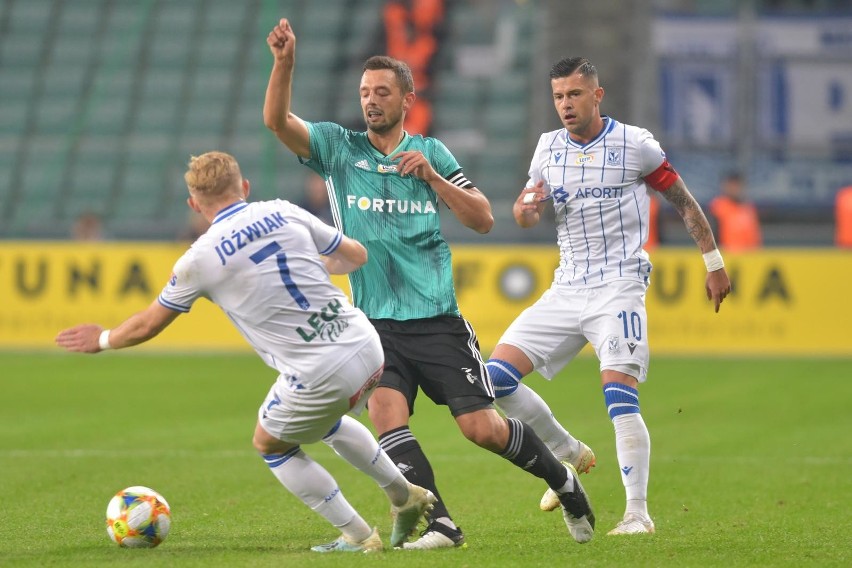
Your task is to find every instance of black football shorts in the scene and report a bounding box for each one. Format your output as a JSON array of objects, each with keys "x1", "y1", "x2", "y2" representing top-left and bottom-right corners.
[{"x1": 369, "y1": 316, "x2": 494, "y2": 417}]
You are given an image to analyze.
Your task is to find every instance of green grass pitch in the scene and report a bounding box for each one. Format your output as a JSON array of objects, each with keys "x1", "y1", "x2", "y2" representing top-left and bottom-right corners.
[{"x1": 1, "y1": 352, "x2": 849, "y2": 567}]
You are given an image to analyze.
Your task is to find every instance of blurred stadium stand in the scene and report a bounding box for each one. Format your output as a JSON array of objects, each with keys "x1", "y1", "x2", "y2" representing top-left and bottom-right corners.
[{"x1": 1, "y1": 0, "x2": 850, "y2": 243}]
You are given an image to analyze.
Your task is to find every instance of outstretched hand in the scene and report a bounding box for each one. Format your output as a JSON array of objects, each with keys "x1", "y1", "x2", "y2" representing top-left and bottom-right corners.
[
  {"x1": 267, "y1": 18, "x2": 296, "y2": 62},
  {"x1": 705, "y1": 268, "x2": 731, "y2": 313},
  {"x1": 56, "y1": 324, "x2": 104, "y2": 354}
]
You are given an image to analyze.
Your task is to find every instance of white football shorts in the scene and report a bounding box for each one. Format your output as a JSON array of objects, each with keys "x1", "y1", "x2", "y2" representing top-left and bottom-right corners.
[
  {"x1": 258, "y1": 333, "x2": 384, "y2": 444},
  {"x1": 497, "y1": 279, "x2": 650, "y2": 382}
]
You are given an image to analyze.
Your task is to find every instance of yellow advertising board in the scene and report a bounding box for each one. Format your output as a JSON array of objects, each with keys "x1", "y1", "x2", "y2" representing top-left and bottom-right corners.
[
  {"x1": 1, "y1": 242, "x2": 849, "y2": 356},
  {"x1": 451, "y1": 246, "x2": 852, "y2": 356},
  {"x1": 0, "y1": 242, "x2": 244, "y2": 351}
]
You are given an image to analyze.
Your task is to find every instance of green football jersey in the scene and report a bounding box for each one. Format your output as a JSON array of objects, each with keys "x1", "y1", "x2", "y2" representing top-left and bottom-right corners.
[{"x1": 301, "y1": 121, "x2": 463, "y2": 320}]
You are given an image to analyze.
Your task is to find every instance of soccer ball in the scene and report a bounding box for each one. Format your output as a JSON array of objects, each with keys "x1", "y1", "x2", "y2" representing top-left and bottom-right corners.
[{"x1": 105, "y1": 486, "x2": 171, "y2": 548}]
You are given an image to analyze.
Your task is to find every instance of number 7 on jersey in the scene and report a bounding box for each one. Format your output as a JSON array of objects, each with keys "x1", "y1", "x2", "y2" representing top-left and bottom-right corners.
[{"x1": 250, "y1": 241, "x2": 311, "y2": 310}]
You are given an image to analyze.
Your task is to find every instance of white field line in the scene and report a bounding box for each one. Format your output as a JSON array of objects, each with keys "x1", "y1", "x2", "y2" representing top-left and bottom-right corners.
[
  {"x1": 0, "y1": 449, "x2": 253, "y2": 458},
  {"x1": 0, "y1": 450, "x2": 850, "y2": 465}
]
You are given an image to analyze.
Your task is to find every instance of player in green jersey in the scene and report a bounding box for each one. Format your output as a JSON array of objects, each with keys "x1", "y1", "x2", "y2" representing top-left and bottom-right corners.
[{"x1": 263, "y1": 18, "x2": 596, "y2": 548}]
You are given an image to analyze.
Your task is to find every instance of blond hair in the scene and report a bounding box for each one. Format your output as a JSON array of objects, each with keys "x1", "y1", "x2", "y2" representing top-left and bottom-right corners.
[{"x1": 184, "y1": 151, "x2": 243, "y2": 201}]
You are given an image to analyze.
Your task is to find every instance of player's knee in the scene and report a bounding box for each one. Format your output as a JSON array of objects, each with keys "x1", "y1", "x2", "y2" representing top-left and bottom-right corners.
[
  {"x1": 252, "y1": 432, "x2": 274, "y2": 454},
  {"x1": 486, "y1": 359, "x2": 522, "y2": 399},
  {"x1": 253, "y1": 424, "x2": 289, "y2": 454},
  {"x1": 460, "y1": 423, "x2": 488, "y2": 447},
  {"x1": 369, "y1": 386, "x2": 402, "y2": 410},
  {"x1": 367, "y1": 388, "x2": 409, "y2": 432},
  {"x1": 457, "y1": 410, "x2": 505, "y2": 452},
  {"x1": 600, "y1": 366, "x2": 640, "y2": 388}
]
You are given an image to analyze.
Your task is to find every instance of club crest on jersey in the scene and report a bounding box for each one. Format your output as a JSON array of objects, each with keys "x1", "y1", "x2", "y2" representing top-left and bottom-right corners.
[
  {"x1": 575, "y1": 153, "x2": 594, "y2": 165},
  {"x1": 377, "y1": 164, "x2": 398, "y2": 174},
  {"x1": 606, "y1": 148, "x2": 624, "y2": 166},
  {"x1": 607, "y1": 334, "x2": 620, "y2": 353}
]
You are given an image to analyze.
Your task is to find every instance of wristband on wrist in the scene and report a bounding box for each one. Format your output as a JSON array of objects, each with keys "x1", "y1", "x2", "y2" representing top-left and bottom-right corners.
[
  {"x1": 703, "y1": 249, "x2": 725, "y2": 272},
  {"x1": 98, "y1": 329, "x2": 112, "y2": 350}
]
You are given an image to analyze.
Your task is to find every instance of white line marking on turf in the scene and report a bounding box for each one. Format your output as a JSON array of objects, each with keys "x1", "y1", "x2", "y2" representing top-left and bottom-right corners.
[
  {"x1": 0, "y1": 449, "x2": 253, "y2": 458},
  {"x1": 1, "y1": 450, "x2": 850, "y2": 466}
]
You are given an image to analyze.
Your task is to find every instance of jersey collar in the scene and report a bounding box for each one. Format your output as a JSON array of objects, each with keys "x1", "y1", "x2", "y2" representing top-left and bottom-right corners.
[
  {"x1": 211, "y1": 200, "x2": 248, "y2": 225},
  {"x1": 564, "y1": 116, "x2": 616, "y2": 150},
  {"x1": 366, "y1": 131, "x2": 410, "y2": 158}
]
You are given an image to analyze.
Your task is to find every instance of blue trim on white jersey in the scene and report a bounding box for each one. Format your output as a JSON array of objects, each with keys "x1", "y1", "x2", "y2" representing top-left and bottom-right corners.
[
  {"x1": 564, "y1": 116, "x2": 617, "y2": 150},
  {"x1": 319, "y1": 231, "x2": 343, "y2": 256},
  {"x1": 211, "y1": 201, "x2": 248, "y2": 225},
  {"x1": 157, "y1": 295, "x2": 190, "y2": 313}
]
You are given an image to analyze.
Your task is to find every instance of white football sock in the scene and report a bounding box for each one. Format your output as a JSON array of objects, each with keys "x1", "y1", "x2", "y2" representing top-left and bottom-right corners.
[
  {"x1": 554, "y1": 472, "x2": 576, "y2": 496},
  {"x1": 266, "y1": 448, "x2": 372, "y2": 541},
  {"x1": 612, "y1": 413, "x2": 650, "y2": 518},
  {"x1": 323, "y1": 415, "x2": 409, "y2": 506},
  {"x1": 497, "y1": 383, "x2": 580, "y2": 461},
  {"x1": 435, "y1": 516, "x2": 457, "y2": 530}
]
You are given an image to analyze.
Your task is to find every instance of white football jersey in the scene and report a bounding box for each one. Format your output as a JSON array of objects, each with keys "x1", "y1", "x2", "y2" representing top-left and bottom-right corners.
[
  {"x1": 158, "y1": 199, "x2": 376, "y2": 382},
  {"x1": 529, "y1": 117, "x2": 667, "y2": 288}
]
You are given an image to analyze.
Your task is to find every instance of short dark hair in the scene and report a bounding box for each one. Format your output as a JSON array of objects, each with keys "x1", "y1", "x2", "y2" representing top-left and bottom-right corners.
[
  {"x1": 549, "y1": 57, "x2": 598, "y2": 81},
  {"x1": 363, "y1": 55, "x2": 415, "y2": 94}
]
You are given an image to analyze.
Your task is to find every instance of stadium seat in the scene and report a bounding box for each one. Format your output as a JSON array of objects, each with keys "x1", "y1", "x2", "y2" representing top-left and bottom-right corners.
[{"x1": 0, "y1": 0, "x2": 539, "y2": 239}]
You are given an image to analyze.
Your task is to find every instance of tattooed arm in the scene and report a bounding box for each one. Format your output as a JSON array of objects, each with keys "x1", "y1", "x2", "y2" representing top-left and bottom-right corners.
[
  {"x1": 661, "y1": 177, "x2": 717, "y2": 253},
  {"x1": 660, "y1": 177, "x2": 732, "y2": 312}
]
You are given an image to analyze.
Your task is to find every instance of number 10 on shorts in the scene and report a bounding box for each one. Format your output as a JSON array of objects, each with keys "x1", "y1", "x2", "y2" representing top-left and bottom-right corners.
[{"x1": 617, "y1": 310, "x2": 642, "y2": 341}]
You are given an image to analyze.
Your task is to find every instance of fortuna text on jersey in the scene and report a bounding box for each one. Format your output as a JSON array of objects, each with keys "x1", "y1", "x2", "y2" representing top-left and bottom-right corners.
[{"x1": 346, "y1": 195, "x2": 437, "y2": 215}]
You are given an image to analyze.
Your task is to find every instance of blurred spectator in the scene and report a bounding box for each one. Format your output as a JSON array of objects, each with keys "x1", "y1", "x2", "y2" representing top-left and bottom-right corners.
[
  {"x1": 71, "y1": 211, "x2": 104, "y2": 241},
  {"x1": 299, "y1": 173, "x2": 333, "y2": 225},
  {"x1": 381, "y1": 0, "x2": 444, "y2": 135},
  {"x1": 835, "y1": 185, "x2": 852, "y2": 248},
  {"x1": 709, "y1": 172, "x2": 762, "y2": 251}
]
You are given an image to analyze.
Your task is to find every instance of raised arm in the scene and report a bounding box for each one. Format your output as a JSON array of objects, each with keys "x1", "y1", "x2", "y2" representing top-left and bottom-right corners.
[
  {"x1": 55, "y1": 301, "x2": 180, "y2": 353},
  {"x1": 263, "y1": 18, "x2": 311, "y2": 159},
  {"x1": 660, "y1": 177, "x2": 732, "y2": 312}
]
